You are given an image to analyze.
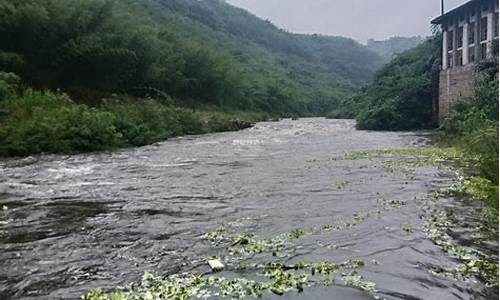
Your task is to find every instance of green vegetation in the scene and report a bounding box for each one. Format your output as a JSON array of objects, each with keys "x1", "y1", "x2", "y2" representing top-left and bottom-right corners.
[
  {"x1": 82, "y1": 262, "x2": 376, "y2": 300},
  {"x1": 0, "y1": 76, "x2": 266, "y2": 156},
  {"x1": 367, "y1": 36, "x2": 424, "y2": 63},
  {"x1": 0, "y1": 0, "x2": 382, "y2": 114},
  {"x1": 441, "y1": 61, "x2": 499, "y2": 183},
  {"x1": 328, "y1": 36, "x2": 440, "y2": 130},
  {"x1": 440, "y1": 61, "x2": 499, "y2": 219},
  {"x1": 330, "y1": 31, "x2": 497, "y2": 230},
  {"x1": 0, "y1": 0, "x2": 386, "y2": 156}
]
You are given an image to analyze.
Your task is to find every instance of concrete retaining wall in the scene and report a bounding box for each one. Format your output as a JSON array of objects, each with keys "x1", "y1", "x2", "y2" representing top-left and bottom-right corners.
[{"x1": 438, "y1": 64, "x2": 476, "y2": 123}]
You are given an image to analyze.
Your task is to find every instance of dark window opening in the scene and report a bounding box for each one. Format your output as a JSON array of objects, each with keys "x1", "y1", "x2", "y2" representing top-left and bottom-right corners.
[
  {"x1": 457, "y1": 27, "x2": 464, "y2": 48},
  {"x1": 469, "y1": 46, "x2": 476, "y2": 62},
  {"x1": 480, "y1": 43, "x2": 488, "y2": 59},
  {"x1": 448, "y1": 30, "x2": 454, "y2": 51},
  {"x1": 456, "y1": 50, "x2": 463, "y2": 66},
  {"x1": 495, "y1": 13, "x2": 499, "y2": 37},
  {"x1": 469, "y1": 22, "x2": 476, "y2": 44},
  {"x1": 480, "y1": 17, "x2": 488, "y2": 41}
]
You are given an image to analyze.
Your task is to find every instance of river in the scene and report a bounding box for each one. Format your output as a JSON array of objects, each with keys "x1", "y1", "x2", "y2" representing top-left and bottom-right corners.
[{"x1": 0, "y1": 119, "x2": 497, "y2": 299}]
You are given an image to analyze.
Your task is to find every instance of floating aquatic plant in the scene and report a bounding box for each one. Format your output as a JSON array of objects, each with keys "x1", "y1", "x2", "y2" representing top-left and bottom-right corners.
[
  {"x1": 402, "y1": 224, "x2": 413, "y2": 234},
  {"x1": 82, "y1": 259, "x2": 375, "y2": 300},
  {"x1": 423, "y1": 210, "x2": 498, "y2": 287},
  {"x1": 335, "y1": 180, "x2": 350, "y2": 190}
]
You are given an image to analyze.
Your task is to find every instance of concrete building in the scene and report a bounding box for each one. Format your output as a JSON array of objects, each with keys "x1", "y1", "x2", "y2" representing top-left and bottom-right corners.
[{"x1": 431, "y1": 0, "x2": 499, "y2": 123}]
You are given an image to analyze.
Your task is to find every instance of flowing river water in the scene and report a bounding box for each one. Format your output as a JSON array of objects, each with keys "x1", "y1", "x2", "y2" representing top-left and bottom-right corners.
[{"x1": 0, "y1": 119, "x2": 497, "y2": 300}]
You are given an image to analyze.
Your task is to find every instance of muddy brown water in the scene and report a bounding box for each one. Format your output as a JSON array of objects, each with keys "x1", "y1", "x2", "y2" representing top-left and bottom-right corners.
[{"x1": 0, "y1": 119, "x2": 497, "y2": 300}]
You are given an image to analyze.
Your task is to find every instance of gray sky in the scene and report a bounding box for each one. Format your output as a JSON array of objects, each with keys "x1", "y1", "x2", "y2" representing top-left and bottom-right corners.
[{"x1": 226, "y1": 0, "x2": 467, "y2": 43}]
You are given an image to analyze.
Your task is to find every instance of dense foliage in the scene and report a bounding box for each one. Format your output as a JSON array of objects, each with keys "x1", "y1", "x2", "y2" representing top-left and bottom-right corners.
[
  {"x1": 328, "y1": 36, "x2": 441, "y2": 130},
  {"x1": 0, "y1": 0, "x2": 388, "y2": 156},
  {"x1": 441, "y1": 61, "x2": 499, "y2": 189},
  {"x1": 0, "y1": 73, "x2": 266, "y2": 156},
  {"x1": 0, "y1": 0, "x2": 383, "y2": 116},
  {"x1": 367, "y1": 36, "x2": 424, "y2": 63}
]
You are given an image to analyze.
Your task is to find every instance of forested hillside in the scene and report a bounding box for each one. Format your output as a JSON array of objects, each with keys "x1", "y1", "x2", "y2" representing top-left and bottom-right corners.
[
  {"x1": 367, "y1": 36, "x2": 424, "y2": 63},
  {"x1": 0, "y1": 0, "x2": 387, "y2": 156},
  {"x1": 328, "y1": 36, "x2": 441, "y2": 130},
  {"x1": 0, "y1": 0, "x2": 383, "y2": 116}
]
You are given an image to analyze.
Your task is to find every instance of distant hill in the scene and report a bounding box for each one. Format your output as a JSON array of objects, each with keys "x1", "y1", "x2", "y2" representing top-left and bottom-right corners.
[
  {"x1": 0, "y1": 0, "x2": 384, "y2": 116},
  {"x1": 367, "y1": 36, "x2": 424, "y2": 63}
]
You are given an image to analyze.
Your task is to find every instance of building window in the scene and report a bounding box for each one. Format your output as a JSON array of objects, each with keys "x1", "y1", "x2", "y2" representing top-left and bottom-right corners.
[
  {"x1": 469, "y1": 22, "x2": 476, "y2": 44},
  {"x1": 448, "y1": 30, "x2": 454, "y2": 51},
  {"x1": 456, "y1": 50, "x2": 463, "y2": 66},
  {"x1": 480, "y1": 43, "x2": 487, "y2": 59},
  {"x1": 480, "y1": 17, "x2": 488, "y2": 41},
  {"x1": 469, "y1": 46, "x2": 476, "y2": 62},
  {"x1": 448, "y1": 54, "x2": 453, "y2": 67},
  {"x1": 457, "y1": 26, "x2": 464, "y2": 48},
  {"x1": 495, "y1": 13, "x2": 499, "y2": 38},
  {"x1": 494, "y1": 41, "x2": 499, "y2": 57}
]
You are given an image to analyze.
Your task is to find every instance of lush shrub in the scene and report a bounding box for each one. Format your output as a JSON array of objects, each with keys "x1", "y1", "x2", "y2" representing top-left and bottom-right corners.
[
  {"x1": 101, "y1": 99, "x2": 208, "y2": 146},
  {"x1": 0, "y1": 72, "x2": 19, "y2": 102},
  {"x1": 0, "y1": 88, "x2": 121, "y2": 156},
  {"x1": 0, "y1": 85, "x2": 268, "y2": 156},
  {"x1": 465, "y1": 126, "x2": 499, "y2": 184},
  {"x1": 326, "y1": 96, "x2": 359, "y2": 119}
]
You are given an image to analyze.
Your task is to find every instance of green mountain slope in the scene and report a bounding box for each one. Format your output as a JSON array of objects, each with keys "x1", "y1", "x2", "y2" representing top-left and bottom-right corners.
[
  {"x1": 367, "y1": 36, "x2": 424, "y2": 63},
  {"x1": 0, "y1": 0, "x2": 384, "y2": 116},
  {"x1": 327, "y1": 36, "x2": 441, "y2": 129}
]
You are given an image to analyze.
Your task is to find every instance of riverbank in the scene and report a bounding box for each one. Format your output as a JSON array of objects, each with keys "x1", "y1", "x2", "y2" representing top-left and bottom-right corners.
[{"x1": 0, "y1": 85, "x2": 270, "y2": 157}]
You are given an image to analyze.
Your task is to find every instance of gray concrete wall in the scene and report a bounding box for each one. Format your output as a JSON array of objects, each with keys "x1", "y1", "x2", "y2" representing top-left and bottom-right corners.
[{"x1": 438, "y1": 64, "x2": 476, "y2": 123}]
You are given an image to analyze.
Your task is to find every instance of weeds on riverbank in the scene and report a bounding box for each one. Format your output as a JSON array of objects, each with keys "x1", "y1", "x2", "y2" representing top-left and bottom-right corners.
[
  {"x1": 0, "y1": 77, "x2": 268, "y2": 156},
  {"x1": 424, "y1": 210, "x2": 498, "y2": 287}
]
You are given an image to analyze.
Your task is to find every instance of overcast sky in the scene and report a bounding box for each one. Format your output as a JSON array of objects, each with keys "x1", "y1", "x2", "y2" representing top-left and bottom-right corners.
[{"x1": 226, "y1": 0, "x2": 467, "y2": 43}]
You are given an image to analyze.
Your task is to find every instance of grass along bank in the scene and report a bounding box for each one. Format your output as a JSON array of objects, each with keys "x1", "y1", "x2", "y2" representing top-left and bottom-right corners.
[{"x1": 0, "y1": 73, "x2": 269, "y2": 157}]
